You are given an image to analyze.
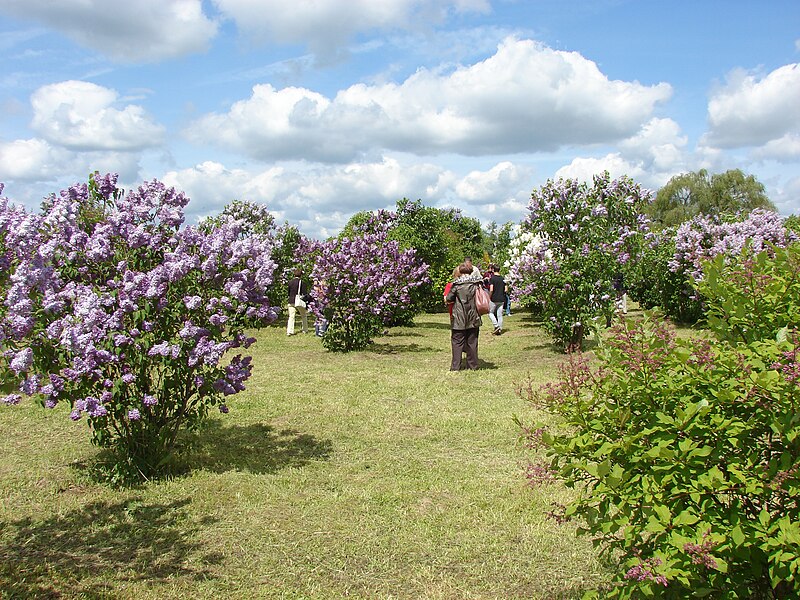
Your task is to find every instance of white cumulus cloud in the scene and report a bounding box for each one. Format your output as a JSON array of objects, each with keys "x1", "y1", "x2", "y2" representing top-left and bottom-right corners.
[
  {"x1": 554, "y1": 116, "x2": 692, "y2": 190},
  {"x1": 0, "y1": 136, "x2": 142, "y2": 189},
  {"x1": 555, "y1": 154, "x2": 650, "y2": 187},
  {"x1": 771, "y1": 175, "x2": 800, "y2": 215},
  {"x1": 703, "y1": 63, "x2": 800, "y2": 151},
  {"x1": 212, "y1": 0, "x2": 489, "y2": 59},
  {"x1": 162, "y1": 157, "x2": 454, "y2": 238},
  {"x1": 455, "y1": 161, "x2": 532, "y2": 204},
  {"x1": 0, "y1": 138, "x2": 68, "y2": 181},
  {"x1": 30, "y1": 81, "x2": 165, "y2": 152},
  {"x1": 752, "y1": 133, "x2": 800, "y2": 162},
  {"x1": 618, "y1": 118, "x2": 688, "y2": 172},
  {"x1": 186, "y1": 37, "x2": 672, "y2": 162},
  {"x1": 0, "y1": 0, "x2": 218, "y2": 62}
]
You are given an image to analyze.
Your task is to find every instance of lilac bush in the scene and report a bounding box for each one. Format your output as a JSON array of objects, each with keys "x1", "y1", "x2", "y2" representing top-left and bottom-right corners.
[
  {"x1": 631, "y1": 209, "x2": 797, "y2": 323},
  {"x1": 506, "y1": 172, "x2": 652, "y2": 350},
  {"x1": 518, "y1": 245, "x2": 800, "y2": 597},
  {"x1": 670, "y1": 209, "x2": 796, "y2": 282},
  {"x1": 200, "y1": 199, "x2": 302, "y2": 314},
  {"x1": 307, "y1": 211, "x2": 429, "y2": 352},
  {"x1": 0, "y1": 173, "x2": 277, "y2": 481}
]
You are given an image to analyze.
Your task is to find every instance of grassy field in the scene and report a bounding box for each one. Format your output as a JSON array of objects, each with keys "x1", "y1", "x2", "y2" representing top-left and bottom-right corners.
[{"x1": 0, "y1": 310, "x2": 610, "y2": 599}]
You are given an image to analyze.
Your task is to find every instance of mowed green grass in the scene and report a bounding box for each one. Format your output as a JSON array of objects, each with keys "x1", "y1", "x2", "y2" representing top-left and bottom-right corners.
[{"x1": 0, "y1": 310, "x2": 608, "y2": 599}]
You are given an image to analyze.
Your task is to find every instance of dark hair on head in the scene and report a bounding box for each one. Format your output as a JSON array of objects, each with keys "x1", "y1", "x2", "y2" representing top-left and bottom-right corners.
[
  {"x1": 458, "y1": 263, "x2": 472, "y2": 275},
  {"x1": 464, "y1": 256, "x2": 473, "y2": 263},
  {"x1": 293, "y1": 268, "x2": 302, "y2": 276},
  {"x1": 489, "y1": 263, "x2": 498, "y2": 271}
]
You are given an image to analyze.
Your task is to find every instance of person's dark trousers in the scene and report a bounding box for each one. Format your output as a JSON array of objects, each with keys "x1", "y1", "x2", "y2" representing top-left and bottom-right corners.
[{"x1": 450, "y1": 327, "x2": 479, "y2": 370}]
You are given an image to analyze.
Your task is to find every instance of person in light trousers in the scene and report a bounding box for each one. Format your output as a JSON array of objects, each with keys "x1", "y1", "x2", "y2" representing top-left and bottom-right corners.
[
  {"x1": 286, "y1": 268, "x2": 309, "y2": 335},
  {"x1": 487, "y1": 264, "x2": 506, "y2": 335}
]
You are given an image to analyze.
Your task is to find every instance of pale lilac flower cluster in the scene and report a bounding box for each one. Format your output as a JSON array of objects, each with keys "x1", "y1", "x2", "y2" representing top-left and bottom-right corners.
[
  {"x1": 0, "y1": 174, "x2": 277, "y2": 443},
  {"x1": 505, "y1": 231, "x2": 556, "y2": 302},
  {"x1": 670, "y1": 209, "x2": 796, "y2": 282},
  {"x1": 308, "y1": 210, "x2": 429, "y2": 331},
  {"x1": 505, "y1": 173, "x2": 652, "y2": 347}
]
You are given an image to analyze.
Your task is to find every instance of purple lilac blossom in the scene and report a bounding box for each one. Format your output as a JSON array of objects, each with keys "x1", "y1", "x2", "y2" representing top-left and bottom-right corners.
[
  {"x1": 307, "y1": 210, "x2": 429, "y2": 332},
  {"x1": 670, "y1": 209, "x2": 796, "y2": 282},
  {"x1": 0, "y1": 172, "x2": 278, "y2": 448}
]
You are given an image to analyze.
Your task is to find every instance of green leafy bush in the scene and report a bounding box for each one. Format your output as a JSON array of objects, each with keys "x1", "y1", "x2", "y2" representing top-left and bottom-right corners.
[
  {"x1": 699, "y1": 247, "x2": 800, "y2": 344},
  {"x1": 520, "y1": 244, "x2": 800, "y2": 598},
  {"x1": 624, "y1": 231, "x2": 705, "y2": 324}
]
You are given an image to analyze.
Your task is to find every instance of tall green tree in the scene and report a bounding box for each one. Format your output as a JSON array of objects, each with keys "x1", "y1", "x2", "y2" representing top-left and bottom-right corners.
[
  {"x1": 482, "y1": 221, "x2": 514, "y2": 271},
  {"x1": 649, "y1": 169, "x2": 775, "y2": 227}
]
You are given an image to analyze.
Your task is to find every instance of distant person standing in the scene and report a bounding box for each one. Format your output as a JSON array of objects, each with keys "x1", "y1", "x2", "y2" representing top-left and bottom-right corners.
[
  {"x1": 286, "y1": 268, "x2": 309, "y2": 336},
  {"x1": 487, "y1": 264, "x2": 506, "y2": 335},
  {"x1": 445, "y1": 263, "x2": 483, "y2": 371},
  {"x1": 482, "y1": 266, "x2": 493, "y2": 291}
]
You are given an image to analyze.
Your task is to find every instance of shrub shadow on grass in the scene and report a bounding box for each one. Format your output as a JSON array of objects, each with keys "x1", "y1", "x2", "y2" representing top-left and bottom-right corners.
[
  {"x1": 385, "y1": 331, "x2": 425, "y2": 338},
  {"x1": 516, "y1": 317, "x2": 545, "y2": 329},
  {"x1": 522, "y1": 341, "x2": 564, "y2": 353},
  {"x1": 413, "y1": 321, "x2": 452, "y2": 330},
  {"x1": 522, "y1": 337, "x2": 599, "y2": 354},
  {"x1": 188, "y1": 421, "x2": 333, "y2": 475},
  {"x1": 367, "y1": 342, "x2": 437, "y2": 355},
  {"x1": 0, "y1": 497, "x2": 219, "y2": 599}
]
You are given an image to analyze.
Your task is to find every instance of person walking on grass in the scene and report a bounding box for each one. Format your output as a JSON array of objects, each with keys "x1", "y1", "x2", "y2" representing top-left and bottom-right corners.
[
  {"x1": 286, "y1": 268, "x2": 309, "y2": 336},
  {"x1": 487, "y1": 264, "x2": 506, "y2": 335},
  {"x1": 445, "y1": 263, "x2": 483, "y2": 371}
]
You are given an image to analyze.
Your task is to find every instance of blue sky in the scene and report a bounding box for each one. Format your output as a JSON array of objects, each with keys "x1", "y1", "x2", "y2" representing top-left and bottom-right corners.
[{"x1": 1, "y1": 0, "x2": 799, "y2": 238}]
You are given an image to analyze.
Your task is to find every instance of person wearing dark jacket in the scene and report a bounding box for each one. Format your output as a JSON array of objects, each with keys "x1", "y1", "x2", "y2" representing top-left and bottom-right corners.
[
  {"x1": 445, "y1": 263, "x2": 483, "y2": 371},
  {"x1": 487, "y1": 264, "x2": 506, "y2": 335}
]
